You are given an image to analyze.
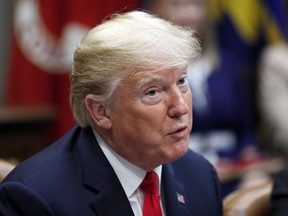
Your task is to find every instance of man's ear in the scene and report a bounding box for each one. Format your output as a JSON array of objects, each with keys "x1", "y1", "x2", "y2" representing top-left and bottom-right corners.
[{"x1": 85, "y1": 95, "x2": 112, "y2": 129}]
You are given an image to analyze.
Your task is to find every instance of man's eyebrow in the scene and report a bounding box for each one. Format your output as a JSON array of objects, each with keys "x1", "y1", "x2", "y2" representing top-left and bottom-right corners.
[
  {"x1": 132, "y1": 74, "x2": 167, "y2": 92},
  {"x1": 138, "y1": 75, "x2": 164, "y2": 86}
]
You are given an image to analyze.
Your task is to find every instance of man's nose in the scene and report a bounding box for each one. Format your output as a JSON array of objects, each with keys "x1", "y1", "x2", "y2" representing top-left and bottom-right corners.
[{"x1": 167, "y1": 89, "x2": 190, "y2": 118}]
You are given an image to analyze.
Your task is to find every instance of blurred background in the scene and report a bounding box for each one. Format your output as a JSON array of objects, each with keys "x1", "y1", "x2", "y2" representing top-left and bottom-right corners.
[
  {"x1": 1, "y1": 0, "x2": 288, "y2": 198},
  {"x1": 0, "y1": 0, "x2": 13, "y2": 102}
]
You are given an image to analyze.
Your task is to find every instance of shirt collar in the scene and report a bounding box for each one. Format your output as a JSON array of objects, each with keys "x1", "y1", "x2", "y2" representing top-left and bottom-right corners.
[{"x1": 93, "y1": 130, "x2": 162, "y2": 198}]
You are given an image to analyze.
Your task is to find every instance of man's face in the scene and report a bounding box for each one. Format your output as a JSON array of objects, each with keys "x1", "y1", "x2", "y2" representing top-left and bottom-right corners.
[{"x1": 106, "y1": 68, "x2": 193, "y2": 171}]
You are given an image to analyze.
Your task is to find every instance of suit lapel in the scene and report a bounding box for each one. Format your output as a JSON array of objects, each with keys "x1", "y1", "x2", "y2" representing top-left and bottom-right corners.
[
  {"x1": 90, "y1": 183, "x2": 134, "y2": 216},
  {"x1": 77, "y1": 127, "x2": 134, "y2": 216},
  {"x1": 162, "y1": 164, "x2": 191, "y2": 216}
]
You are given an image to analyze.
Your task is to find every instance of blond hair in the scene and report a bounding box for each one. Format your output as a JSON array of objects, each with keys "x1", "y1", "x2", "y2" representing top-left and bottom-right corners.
[{"x1": 70, "y1": 10, "x2": 201, "y2": 127}]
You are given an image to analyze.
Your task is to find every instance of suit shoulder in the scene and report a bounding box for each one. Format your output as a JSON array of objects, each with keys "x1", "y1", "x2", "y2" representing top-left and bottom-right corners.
[
  {"x1": 171, "y1": 149, "x2": 217, "y2": 178},
  {"x1": 2, "y1": 126, "x2": 83, "y2": 183},
  {"x1": 182, "y1": 149, "x2": 212, "y2": 166}
]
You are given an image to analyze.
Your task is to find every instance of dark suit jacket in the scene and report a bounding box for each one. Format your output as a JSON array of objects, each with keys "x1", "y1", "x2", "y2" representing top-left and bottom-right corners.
[
  {"x1": 271, "y1": 166, "x2": 288, "y2": 216},
  {"x1": 0, "y1": 126, "x2": 223, "y2": 216}
]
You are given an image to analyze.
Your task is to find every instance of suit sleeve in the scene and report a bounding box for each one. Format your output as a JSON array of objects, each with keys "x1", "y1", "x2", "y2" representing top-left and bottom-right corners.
[
  {"x1": 271, "y1": 166, "x2": 288, "y2": 216},
  {"x1": 0, "y1": 181, "x2": 55, "y2": 216}
]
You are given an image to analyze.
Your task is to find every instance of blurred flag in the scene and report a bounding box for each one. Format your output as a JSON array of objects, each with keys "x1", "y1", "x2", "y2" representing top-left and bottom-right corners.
[
  {"x1": 263, "y1": 0, "x2": 288, "y2": 43},
  {"x1": 210, "y1": 0, "x2": 263, "y2": 44},
  {"x1": 209, "y1": 0, "x2": 264, "y2": 63},
  {"x1": 6, "y1": 0, "x2": 138, "y2": 141},
  {"x1": 209, "y1": 0, "x2": 288, "y2": 55}
]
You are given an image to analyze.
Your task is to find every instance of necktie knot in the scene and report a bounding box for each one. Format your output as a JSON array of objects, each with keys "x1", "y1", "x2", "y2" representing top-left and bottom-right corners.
[{"x1": 140, "y1": 171, "x2": 159, "y2": 194}]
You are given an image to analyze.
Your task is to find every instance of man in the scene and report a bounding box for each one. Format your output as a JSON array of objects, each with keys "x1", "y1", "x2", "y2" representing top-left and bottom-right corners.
[{"x1": 0, "y1": 11, "x2": 223, "y2": 215}]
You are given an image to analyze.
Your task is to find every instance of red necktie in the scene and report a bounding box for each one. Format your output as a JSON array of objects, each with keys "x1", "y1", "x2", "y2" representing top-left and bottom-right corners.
[{"x1": 140, "y1": 171, "x2": 162, "y2": 216}]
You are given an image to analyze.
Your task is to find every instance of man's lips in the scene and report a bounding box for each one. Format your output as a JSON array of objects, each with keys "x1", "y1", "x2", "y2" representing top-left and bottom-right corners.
[{"x1": 167, "y1": 126, "x2": 188, "y2": 138}]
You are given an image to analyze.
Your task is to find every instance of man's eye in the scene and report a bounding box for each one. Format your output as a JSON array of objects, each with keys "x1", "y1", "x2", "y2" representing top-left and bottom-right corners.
[
  {"x1": 178, "y1": 77, "x2": 187, "y2": 85},
  {"x1": 146, "y1": 89, "x2": 158, "y2": 96}
]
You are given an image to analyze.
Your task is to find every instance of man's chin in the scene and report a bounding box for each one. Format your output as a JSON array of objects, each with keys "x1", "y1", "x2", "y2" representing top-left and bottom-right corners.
[{"x1": 170, "y1": 142, "x2": 189, "y2": 161}]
